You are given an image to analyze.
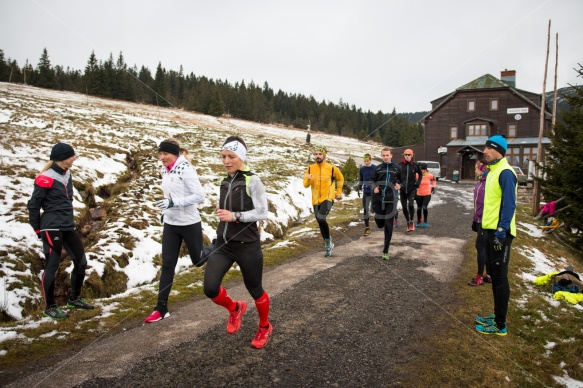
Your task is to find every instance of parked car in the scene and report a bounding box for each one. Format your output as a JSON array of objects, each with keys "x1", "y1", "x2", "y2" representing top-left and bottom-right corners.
[
  {"x1": 512, "y1": 166, "x2": 529, "y2": 186},
  {"x1": 416, "y1": 161, "x2": 441, "y2": 180}
]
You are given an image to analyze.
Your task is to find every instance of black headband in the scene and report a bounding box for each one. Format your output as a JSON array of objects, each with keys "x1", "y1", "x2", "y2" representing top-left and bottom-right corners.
[{"x1": 158, "y1": 141, "x2": 180, "y2": 156}]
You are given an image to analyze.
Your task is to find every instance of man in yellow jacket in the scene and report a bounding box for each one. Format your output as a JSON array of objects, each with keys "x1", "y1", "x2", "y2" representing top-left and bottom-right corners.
[{"x1": 303, "y1": 146, "x2": 344, "y2": 257}]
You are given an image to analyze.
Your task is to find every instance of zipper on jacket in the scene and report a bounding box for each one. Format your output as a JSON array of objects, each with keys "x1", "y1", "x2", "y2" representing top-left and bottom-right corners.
[{"x1": 222, "y1": 171, "x2": 239, "y2": 243}]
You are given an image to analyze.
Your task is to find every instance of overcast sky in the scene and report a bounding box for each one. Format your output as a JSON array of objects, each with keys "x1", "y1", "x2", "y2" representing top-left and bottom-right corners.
[{"x1": 1, "y1": 0, "x2": 581, "y2": 113}]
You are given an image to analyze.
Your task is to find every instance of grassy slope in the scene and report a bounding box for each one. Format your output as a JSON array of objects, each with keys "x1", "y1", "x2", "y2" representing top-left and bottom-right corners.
[{"x1": 396, "y1": 205, "x2": 583, "y2": 387}]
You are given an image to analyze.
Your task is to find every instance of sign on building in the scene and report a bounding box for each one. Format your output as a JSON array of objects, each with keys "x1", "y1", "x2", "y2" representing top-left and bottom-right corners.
[{"x1": 507, "y1": 107, "x2": 529, "y2": 114}]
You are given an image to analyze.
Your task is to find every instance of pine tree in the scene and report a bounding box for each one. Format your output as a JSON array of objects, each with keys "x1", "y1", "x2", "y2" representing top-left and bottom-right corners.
[
  {"x1": 84, "y1": 51, "x2": 100, "y2": 95},
  {"x1": 539, "y1": 64, "x2": 583, "y2": 248},
  {"x1": 36, "y1": 47, "x2": 55, "y2": 88},
  {"x1": 341, "y1": 157, "x2": 359, "y2": 195}
]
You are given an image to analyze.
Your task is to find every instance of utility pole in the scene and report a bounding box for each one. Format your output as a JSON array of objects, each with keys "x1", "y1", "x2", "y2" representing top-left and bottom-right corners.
[
  {"x1": 552, "y1": 33, "x2": 559, "y2": 131},
  {"x1": 531, "y1": 20, "x2": 551, "y2": 216}
]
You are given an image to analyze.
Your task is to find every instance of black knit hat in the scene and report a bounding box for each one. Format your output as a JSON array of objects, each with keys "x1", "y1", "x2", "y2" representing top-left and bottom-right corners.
[{"x1": 50, "y1": 143, "x2": 75, "y2": 161}]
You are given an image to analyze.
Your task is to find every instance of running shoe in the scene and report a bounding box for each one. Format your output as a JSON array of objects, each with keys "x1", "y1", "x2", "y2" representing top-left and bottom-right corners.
[
  {"x1": 393, "y1": 219, "x2": 398, "y2": 228},
  {"x1": 422, "y1": 223, "x2": 428, "y2": 228},
  {"x1": 475, "y1": 314, "x2": 495, "y2": 325},
  {"x1": 324, "y1": 240, "x2": 334, "y2": 257},
  {"x1": 382, "y1": 252, "x2": 389, "y2": 260},
  {"x1": 227, "y1": 301, "x2": 247, "y2": 334},
  {"x1": 363, "y1": 227, "x2": 371, "y2": 236},
  {"x1": 483, "y1": 274, "x2": 493, "y2": 283},
  {"x1": 145, "y1": 310, "x2": 170, "y2": 323},
  {"x1": 476, "y1": 324, "x2": 507, "y2": 336},
  {"x1": 44, "y1": 306, "x2": 69, "y2": 320},
  {"x1": 410, "y1": 222, "x2": 416, "y2": 231},
  {"x1": 67, "y1": 297, "x2": 95, "y2": 309},
  {"x1": 468, "y1": 275, "x2": 484, "y2": 286},
  {"x1": 415, "y1": 222, "x2": 422, "y2": 228},
  {"x1": 251, "y1": 323, "x2": 273, "y2": 349}
]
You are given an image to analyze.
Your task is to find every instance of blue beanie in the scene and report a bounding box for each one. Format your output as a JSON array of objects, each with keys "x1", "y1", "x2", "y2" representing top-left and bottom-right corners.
[{"x1": 485, "y1": 135, "x2": 508, "y2": 157}]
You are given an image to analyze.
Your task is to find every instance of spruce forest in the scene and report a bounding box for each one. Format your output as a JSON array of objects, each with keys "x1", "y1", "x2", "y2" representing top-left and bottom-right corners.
[{"x1": 0, "y1": 48, "x2": 425, "y2": 146}]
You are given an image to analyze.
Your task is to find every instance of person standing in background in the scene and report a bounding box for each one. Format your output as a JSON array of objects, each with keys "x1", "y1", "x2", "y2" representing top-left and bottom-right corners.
[
  {"x1": 28, "y1": 142, "x2": 94, "y2": 320},
  {"x1": 469, "y1": 160, "x2": 492, "y2": 286},
  {"x1": 145, "y1": 138, "x2": 205, "y2": 323},
  {"x1": 358, "y1": 153, "x2": 375, "y2": 236},
  {"x1": 303, "y1": 146, "x2": 344, "y2": 257}
]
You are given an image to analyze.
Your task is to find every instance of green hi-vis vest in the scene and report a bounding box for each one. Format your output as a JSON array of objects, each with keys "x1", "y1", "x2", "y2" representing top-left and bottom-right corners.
[{"x1": 482, "y1": 158, "x2": 517, "y2": 237}]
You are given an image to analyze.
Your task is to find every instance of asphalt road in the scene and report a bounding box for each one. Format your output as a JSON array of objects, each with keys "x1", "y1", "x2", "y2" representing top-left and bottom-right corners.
[{"x1": 9, "y1": 181, "x2": 475, "y2": 388}]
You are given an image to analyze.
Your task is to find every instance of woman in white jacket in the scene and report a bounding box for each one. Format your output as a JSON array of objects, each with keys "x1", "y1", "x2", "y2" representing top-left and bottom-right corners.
[{"x1": 145, "y1": 138, "x2": 205, "y2": 323}]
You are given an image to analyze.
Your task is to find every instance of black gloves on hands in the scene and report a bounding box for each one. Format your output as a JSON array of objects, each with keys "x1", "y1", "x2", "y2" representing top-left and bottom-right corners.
[
  {"x1": 155, "y1": 198, "x2": 174, "y2": 210},
  {"x1": 493, "y1": 236, "x2": 505, "y2": 251},
  {"x1": 471, "y1": 221, "x2": 477, "y2": 232},
  {"x1": 36, "y1": 231, "x2": 42, "y2": 240}
]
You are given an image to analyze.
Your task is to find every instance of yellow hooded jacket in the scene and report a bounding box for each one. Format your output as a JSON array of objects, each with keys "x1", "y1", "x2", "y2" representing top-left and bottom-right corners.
[{"x1": 303, "y1": 161, "x2": 344, "y2": 205}]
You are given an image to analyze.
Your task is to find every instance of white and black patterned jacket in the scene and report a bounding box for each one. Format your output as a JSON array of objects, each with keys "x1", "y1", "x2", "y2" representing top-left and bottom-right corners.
[{"x1": 160, "y1": 155, "x2": 204, "y2": 226}]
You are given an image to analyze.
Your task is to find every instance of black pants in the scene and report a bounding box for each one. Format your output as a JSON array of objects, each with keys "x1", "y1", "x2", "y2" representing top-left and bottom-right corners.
[
  {"x1": 484, "y1": 229, "x2": 513, "y2": 329},
  {"x1": 373, "y1": 200, "x2": 396, "y2": 254},
  {"x1": 400, "y1": 190, "x2": 416, "y2": 222},
  {"x1": 157, "y1": 222, "x2": 203, "y2": 309},
  {"x1": 362, "y1": 193, "x2": 372, "y2": 228},
  {"x1": 41, "y1": 230, "x2": 87, "y2": 308},
  {"x1": 475, "y1": 223, "x2": 489, "y2": 276},
  {"x1": 415, "y1": 194, "x2": 431, "y2": 223},
  {"x1": 313, "y1": 200, "x2": 333, "y2": 240},
  {"x1": 203, "y1": 239, "x2": 265, "y2": 300}
]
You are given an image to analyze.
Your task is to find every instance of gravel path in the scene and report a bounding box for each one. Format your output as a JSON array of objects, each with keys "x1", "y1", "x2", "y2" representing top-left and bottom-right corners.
[{"x1": 10, "y1": 181, "x2": 475, "y2": 388}]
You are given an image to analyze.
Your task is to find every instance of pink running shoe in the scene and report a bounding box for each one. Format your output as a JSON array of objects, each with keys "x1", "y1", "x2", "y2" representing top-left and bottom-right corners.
[
  {"x1": 227, "y1": 301, "x2": 247, "y2": 334},
  {"x1": 145, "y1": 310, "x2": 170, "y2": 323},
  {"x1": 251, "y1": 323, "x2": 273, "y2": 349}
]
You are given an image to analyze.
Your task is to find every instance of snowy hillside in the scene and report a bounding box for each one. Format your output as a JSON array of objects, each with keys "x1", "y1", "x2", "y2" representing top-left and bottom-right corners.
[{"x1": 0, "y1": 82, "x2": 379, "y2": 320}]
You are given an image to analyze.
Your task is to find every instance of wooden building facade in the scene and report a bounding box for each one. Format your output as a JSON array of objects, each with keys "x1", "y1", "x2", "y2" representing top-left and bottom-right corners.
[{"x1": 396, "y1": 71, "x2": 552, "y2": 180}]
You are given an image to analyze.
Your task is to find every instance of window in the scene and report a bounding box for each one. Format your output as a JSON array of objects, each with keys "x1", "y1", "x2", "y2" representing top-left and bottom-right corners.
[
  {"x1": 508, "y1": 123, "x2": 517, "y2": 137},
  {"x1": 467, "y1": 123, "x2": 487, "y2": 136},
  {"x1": 523, "y1": 147, "x2": 538, "y2": 169},
  {"x1": 468, "y1": 100, "x2": 476, "y2": 112},
  {"x1": 450, "y1": 126, "x2": 458, "y2": 138},
  {"x1": 490, "y1": 99, "x2": 499, "y2": 111},
  {"x1": 506, "y1": 147, "x2": 520, "y2": 167}
]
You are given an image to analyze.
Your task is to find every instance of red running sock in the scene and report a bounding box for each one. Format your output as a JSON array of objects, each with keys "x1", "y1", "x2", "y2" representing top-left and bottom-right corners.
[
  {"x1": 211, "y1": 286, "x2": 236, "y2": 312},
  {"x1": 255, "y1": 292, "x2": 270, "y2": 327}
]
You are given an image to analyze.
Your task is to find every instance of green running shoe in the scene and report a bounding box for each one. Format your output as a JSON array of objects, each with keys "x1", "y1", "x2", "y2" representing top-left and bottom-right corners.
[
  {"x1": 382, "y1": 253, "x2": 389, "y2": 260},
  {"x1": 44, "y1": 306, "x2": 69, "y2": 320},
  {"x1": 67, "y1": 297, "x2": 95, "y2": 309}
]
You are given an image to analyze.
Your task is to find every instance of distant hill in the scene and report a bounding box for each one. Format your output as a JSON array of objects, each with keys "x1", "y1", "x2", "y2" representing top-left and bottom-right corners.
[{"x1": 545, "y1": 85, "x2": 581, "y2": 119}]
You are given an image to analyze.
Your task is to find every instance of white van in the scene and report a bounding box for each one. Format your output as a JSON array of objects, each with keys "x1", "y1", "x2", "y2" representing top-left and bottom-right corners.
[{"x1": 416, "y1": 161, "x2": 441, "y2": 180}]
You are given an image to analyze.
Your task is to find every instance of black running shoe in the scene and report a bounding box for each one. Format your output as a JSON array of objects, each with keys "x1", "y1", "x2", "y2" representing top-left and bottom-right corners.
[
  {"x1": 67, "y1": 297, "x2": 95, "y2": 309},
  {"x1": 44, "y1": 306, "x2": 70, "y2": 320}
]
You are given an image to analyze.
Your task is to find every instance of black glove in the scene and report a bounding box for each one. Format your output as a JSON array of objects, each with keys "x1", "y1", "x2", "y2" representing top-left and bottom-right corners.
[
  {"x1": 471, "y1": 222, "x2": 477, "y2": 232},
  {"x1": 493, "y1": 236, "x2": 505, "y2": 251},
  {"x1": 431, "y1": 187, "x2": 435, "y2": 194},
  {"x1": 36, "y1": 231, "x2": 42, "y2": 240},
  {"x1": 155, "y1": 198, "x2": 174, "y2": 210}
]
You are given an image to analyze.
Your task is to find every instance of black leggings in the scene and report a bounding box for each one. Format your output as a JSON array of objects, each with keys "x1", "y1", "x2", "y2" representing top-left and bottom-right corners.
[
  {"x1": 475, "y1": 223, "x2": 489, "y2": 275},
  {"x1": 203, "y1": 239, "x2": 265, "y2": 300},
  {"x1": 373, "y1": 201, "x2": 396, "y2": 254},
  {"x1": 484, "y1": 230, "x2": 513, "y2": 328},
  {"x1": 362, "y1": 193, "x2": 372, "y2": 228},
  {"x1": 415, "y1": 194, "x2": 431, "y2": 223},
  {"x1": 41, "y1": 230, "x2": 87, "y2": 308},
  {"x1": 313, "y1": 200, "x2": 333, "y2": 239},
  {"x1": 400, "y1": 190, "x2": 416, "y2": 222},
  {"x1": 158, "y1": 222, "x2": 203, "y2": 308}
]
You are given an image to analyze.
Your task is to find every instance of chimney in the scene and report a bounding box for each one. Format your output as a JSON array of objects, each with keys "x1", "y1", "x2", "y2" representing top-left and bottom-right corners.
[{"x1": 501, "y1": 69, "x2": 516, "y2": 88}]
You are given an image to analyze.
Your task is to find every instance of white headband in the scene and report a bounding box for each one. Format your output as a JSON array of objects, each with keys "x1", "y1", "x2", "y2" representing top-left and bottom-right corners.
[{"x1": 221, "y1": 140, "x2": 247, "y2": 161}]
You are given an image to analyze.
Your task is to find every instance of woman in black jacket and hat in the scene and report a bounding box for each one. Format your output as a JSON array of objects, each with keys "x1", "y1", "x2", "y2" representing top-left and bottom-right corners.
[{"x1": 28, "y1": 143, "x2": 94, "y2": 320}]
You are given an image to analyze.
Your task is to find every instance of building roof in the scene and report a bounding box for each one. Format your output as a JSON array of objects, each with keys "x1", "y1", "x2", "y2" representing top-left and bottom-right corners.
[
  {"x1": 457, "y1": 74, "x2": 510, "y2": 90},
  {"x1": 446, "y1": 137, "x2": 551, "y2": 147},
  {"x1": 420, "y1": 73, "x2": 551, "y2": 122}
]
